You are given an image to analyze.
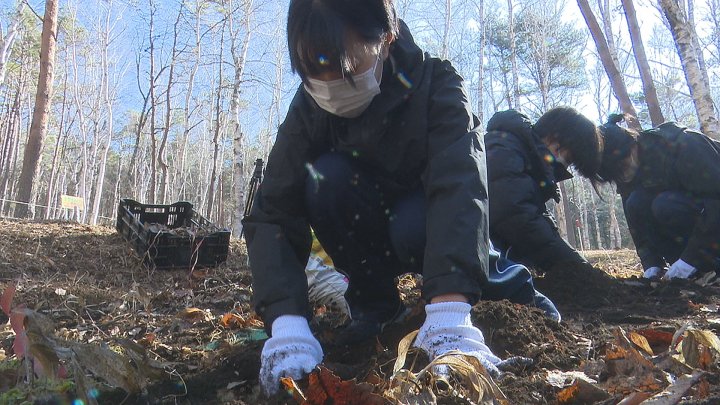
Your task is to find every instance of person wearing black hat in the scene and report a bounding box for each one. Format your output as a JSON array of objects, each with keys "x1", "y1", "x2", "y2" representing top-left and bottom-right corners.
[
  {"x1": 596, "y1": 115, "x2": 720, "y2": 280},
  {"x1": 484, "y1": 107, "x2": 603, "y2": 274}
]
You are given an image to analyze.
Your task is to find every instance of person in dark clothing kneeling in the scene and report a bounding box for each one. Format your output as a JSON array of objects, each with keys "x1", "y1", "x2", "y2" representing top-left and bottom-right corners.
[
  {"x1": 484, "y1": 108, "x2": 602, "y2": 274},
  {"x1": 594, "y1": 115, "x2": 720, "y2": 280},
  {"x1": 243, "y1": 0, "x2": 529, "y2": 396}
]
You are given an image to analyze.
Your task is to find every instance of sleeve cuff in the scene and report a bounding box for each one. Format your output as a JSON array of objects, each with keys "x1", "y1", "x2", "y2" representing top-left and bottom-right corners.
[
  {"x1": 424, "y1": 302, "x2": 472, "y2": 327},
  {"x1": 271, "y1": 315, "x2": 312, "y2": 338}
]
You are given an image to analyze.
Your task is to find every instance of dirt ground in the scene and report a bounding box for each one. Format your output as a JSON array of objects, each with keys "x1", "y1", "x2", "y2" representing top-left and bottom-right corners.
[{"x1": 1, "y1": 220, "x2": 719, "y2": 404}]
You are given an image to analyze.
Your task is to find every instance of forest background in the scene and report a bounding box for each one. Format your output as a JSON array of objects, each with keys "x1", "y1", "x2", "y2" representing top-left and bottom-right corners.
[{"x1": 1, "y1": 0, "x2": 718, "y2": 253}]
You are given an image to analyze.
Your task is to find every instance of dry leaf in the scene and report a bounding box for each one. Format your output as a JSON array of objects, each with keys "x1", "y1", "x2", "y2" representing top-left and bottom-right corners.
[
  {"x1": 178, "y1": 307, "x2": 209, "y2": 323},
  {"x1": 641, "y1": 371, "x2": 705, "y2": 404},
  {"x1": 281, "y1": 376, "x2": 307, "y2": 403},
  {"x1": 545, "y1": 370, "x2": 597, "y2": 388},
  {"x1": 26, "y1": 334, "x2": 61, "y2": 378},
  {"x1": 557, "y1": 380, "x2": 610, "y2": 404},
  {"x1": 393, "y1": 330, "x2": 419, "y2": 374},
  {"x1": 636, "y1": 329, "x2": 674, "y2": 352},
  {"x1": 675, "y1": 329, "x2": 720, "y2": 369},
  {"x1": 118, "y1": 338, "x2": 168, "y2": 381},
  {"x1": 616, "y1": 392, "x2": 652, "y2": 405},
  {"x1": 686, "y1": 329, "x2": 720, "y2": 354},
  {"x1": 302, "y1": 366, "x2": 386, "y2": 405},
  {"x1": 220, "y1": 313, "x2": 263, "y2": 329},
  {"x1": 72, "y1": 343, "x2": 142, "y2": 394},
  {"x1": 1, "y1": 282, "x2": 15, "y2": 316},
  {"x1": 628, "y1": 331, "x2": 654, "y2": 355}
]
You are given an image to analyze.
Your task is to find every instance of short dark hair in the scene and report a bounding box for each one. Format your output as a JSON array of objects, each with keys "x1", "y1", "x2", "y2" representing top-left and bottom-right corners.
[
  {"x1": 533, "y1": 106, "x2": 603, "y2": 179},
  {"x1": 596, "y1": 114, "x2": 638, "y2": 183},
  {"x1": 287, "y1": 0, "x2": 398, "y2": 83}
]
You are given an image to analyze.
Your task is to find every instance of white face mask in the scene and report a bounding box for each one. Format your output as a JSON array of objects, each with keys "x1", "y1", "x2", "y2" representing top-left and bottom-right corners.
[{"x1": 304, "y1": 54, "x2": 383, "y2": 118}]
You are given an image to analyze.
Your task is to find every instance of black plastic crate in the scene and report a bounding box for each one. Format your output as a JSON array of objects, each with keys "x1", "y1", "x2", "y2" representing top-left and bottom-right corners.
[{"x1": 116, "y1": 198, "x2": 230, "y2": 269}]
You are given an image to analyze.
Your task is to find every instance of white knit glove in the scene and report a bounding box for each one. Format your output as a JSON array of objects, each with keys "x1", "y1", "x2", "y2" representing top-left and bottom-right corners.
[
  {"x1": 414, "y1": 302, "x2": 502, "y2": 376},
  {"x1": 260, "y1": 315, "x2": 323, "y2": 396},
  {"x1": 642, "y1": 266, "x2": 663, "y2": 279},
  {"x1": 663, "y1": 259, "x2": 697, "y2": 280}
]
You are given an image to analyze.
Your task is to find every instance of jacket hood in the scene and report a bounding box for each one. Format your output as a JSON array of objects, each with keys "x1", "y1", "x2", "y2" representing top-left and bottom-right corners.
[
  {"x1": 486, "y1": 109, "x2": 571, "y2": 201},
  {"x1": 388, "y1": 20, "x2": 424, "y2": 80},
  {"x1": 486, "y1": 109, "x2": 534, "y2": 138}
]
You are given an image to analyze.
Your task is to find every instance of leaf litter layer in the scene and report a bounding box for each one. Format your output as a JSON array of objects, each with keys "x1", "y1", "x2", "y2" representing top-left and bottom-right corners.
[{"x1": 1, "y1": 219, "x2": 720, "y2": 404}]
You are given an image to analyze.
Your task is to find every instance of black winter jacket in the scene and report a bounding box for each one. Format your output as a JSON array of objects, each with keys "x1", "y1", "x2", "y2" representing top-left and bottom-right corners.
[
  {"x1": 619, "y1": 122, "x2": 720, "y2": 272},
  {"x1": 242, "y1": 22, "x2": 490, "y2": 329},
  {"x1": 484, "y1": 110, "x2": 585, "y2": 271}
]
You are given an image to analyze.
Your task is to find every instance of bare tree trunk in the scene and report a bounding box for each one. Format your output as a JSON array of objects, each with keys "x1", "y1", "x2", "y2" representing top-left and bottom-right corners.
[
  {"x1": 0, "y1": 87, "x2": 22, "y2": 210},
  {"x1": 508, "y1": 0, "x2": 521, "y2": 109},
  {"x1": 15, "y1": 0, "x2": 59, "y2": 218},
  {"x1": 69, "y1": 17, "x2": 91, "y2": 222},
  {"x1": 0, "y1": 2, "x2": 25, "y2": 88},
  {"x1": 578, "y1": 180, "x2": 591, "y2": 250},
  {"x1": 177, "y1": 0, "x2": 204, "y2": 201},
  {"x1": 441, "y1": 0, "x2": 452, "y2": 60},
  {"x1": 128, "y1": 60, "x2": 151, "y2": 196},
  {"x1": 206, "y1": 22, "x2": 226, "y2": 220},
  {"x1": 622, "y1": 0, "x2": 665, "y2": 126},
  {"x1": 45, "y1": 58, "x2": 69, "y2": 220},
  {"x1": 686, "y1": 0, "x2": 710, "y2": 93},
  {"x1": 263, "y1": 27, "x2": 284, "y2": 159},
  {"x1": 577, "y1": 0, "x2": 642, "y2": 131},
  {"x1": 90, "y1": 3, "x2": 115, "y2": 225},
  {"x1": 557, "y1": 182, "x2": 575, "y2": 248},
  {"x1": 476, "y1": 0, "x2": 486, "y2": 123},
  {"x1": 230, "y1": 0, "x2": 253, "y2": 236},
  {"x1": 148, "y1": 0, "x2": 158, "y2": 203},
  {"x1": 589, "y1": 185, "x2": 603, "y2": 249},
  {"x1": 660, "y1": 0, "x2": 720, "y2": 139}
]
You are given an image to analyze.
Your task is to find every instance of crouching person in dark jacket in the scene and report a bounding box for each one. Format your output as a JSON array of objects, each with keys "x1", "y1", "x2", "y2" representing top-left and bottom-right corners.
[
  {"x1": 594, "y1": 115, "x2": 720, "y2": 280},
  {"x1": 243, "y1": 0, "x2": 528, "y2": 396},
  {"x1": 484, "y1": 108, "x2": 602, "y2": 273}
]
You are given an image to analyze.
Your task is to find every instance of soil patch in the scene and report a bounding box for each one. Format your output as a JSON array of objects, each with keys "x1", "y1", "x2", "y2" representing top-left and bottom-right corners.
[{"x1": 1, "y1": 221, "x2": 719, "y2": 404}]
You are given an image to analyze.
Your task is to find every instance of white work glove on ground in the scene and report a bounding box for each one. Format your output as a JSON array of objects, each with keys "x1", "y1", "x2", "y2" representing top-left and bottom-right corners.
[
  {"x1": 663, "y1": 259, "x2": 697, "y2": 280},
  {"x1": 413, "y1": 302, "x2": 502, "y2": 377},
  {"x1": 306, "y1": 256, "x2": 350, "y2": 320},
  {"x1": 260, "y1": 315, "x2": 323, "y2": 396},
  {"x1": 643, "y1": 266, "x2": 663, "y2": 279}
]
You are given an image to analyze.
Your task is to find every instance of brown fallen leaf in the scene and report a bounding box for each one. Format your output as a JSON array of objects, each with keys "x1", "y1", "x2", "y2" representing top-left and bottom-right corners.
[
  {"x1": 617, "y1": 392, "x2": 652, "y2": 405},
  {"x1": 72, "y1": 342, "x2": 142, "y2": 393},
  {"x1": 636, "y1": 329, "x2": 674, "y2": 353},
  {"x1": 628, "y1": 331, "x2": 654, "y2": 355},
  {"x1": 557, "y1": 379, "x2": 610, "y2": 404},
  {"x1": 1, "y1": 282, "x2": 15, "y2": 316},
  {"x1": 674, "y1": 329, "x2": 720, "y2": 369},
  {"x1": 178, "y1": 307, "x2": 210, "y2": 323},
  {"x1": 641, "y1": 371, "x2": 705, "y2": 404},
  {"x1": 281, "y1": 376, "x2": 307, "y2": 403},
  {"x1": 220, "y1": 312, "x2": 263, "y2": 329},
  {"x1": 302, "y1": 366, "x2": 387, "y2": 405},
  {"x1": 602, "y1": 328, "x2": 665, "y2": 396}
]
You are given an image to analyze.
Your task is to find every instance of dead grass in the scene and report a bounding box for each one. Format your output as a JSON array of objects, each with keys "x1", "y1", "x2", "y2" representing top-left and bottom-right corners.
[{"x1": 582, "y1": 248, "x2": 642, "y2": 278}]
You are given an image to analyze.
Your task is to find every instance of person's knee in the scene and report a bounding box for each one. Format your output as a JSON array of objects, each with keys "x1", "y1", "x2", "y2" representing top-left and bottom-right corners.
[
  {"x1": 625, "y1": 190, "x2": 653, "y2": 221},
  {"x1": 624, "y1": 191, "x2": 652, "y2": 225},
  {"x1": 651, "y1": 191, "x2": 699, "y2": 228}
]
